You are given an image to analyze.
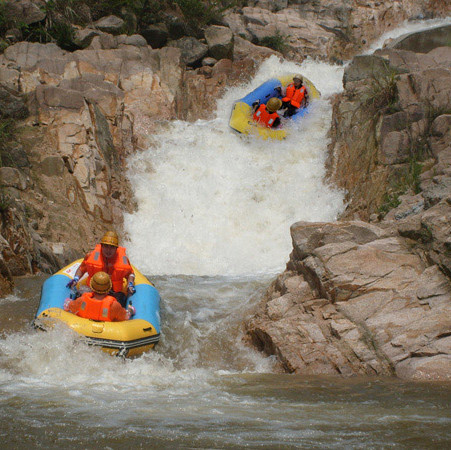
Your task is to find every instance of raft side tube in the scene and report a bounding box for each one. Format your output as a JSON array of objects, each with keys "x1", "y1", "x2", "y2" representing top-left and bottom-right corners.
[
  {"x1": 36, "y1": 274, "x2": 72, "y2": 317},
  {"x1": 239, "y1": 78, "x2": 282, "y2": 107},
  {"x1": 128, "y1": 283, "x2": 160, "y2": 333}
]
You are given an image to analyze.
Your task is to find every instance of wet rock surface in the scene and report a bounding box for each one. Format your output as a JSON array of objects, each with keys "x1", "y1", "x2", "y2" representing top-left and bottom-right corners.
[{"x1": 246, "y1": 220, "x2": 450, "y2": 380}]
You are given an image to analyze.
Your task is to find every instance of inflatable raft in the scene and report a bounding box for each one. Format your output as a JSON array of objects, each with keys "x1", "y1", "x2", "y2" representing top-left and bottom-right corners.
[
  {"x1": 34, "y1": 260, "x2": 160, "y2": 357},
  {"x1": 229, "y1": 74, "x2": 320, "y2": 140}
]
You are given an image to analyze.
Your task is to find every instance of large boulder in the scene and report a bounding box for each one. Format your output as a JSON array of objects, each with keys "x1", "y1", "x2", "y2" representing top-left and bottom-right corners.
[
  {"x1": 343, "y1": 54, "x2": 408, "y2": 87},
  {"x1": 167, "y1": 36, "x2": 208, "y2": 67},
  {"x1": 247, "y1": 220, "x2": 451, "y2": 380},
  {"x1": 93, "y1": 15, "x2": 126, "y2": 35},
  {"x1": 232, "y1": 35, "x2": 281, "y2": 61},
  {"x1": 0, "y1": 167, "x2": 29, "y2": 190},
  {"x1": 4, "y1": 0, "x2": 46, "y2": 26},
  {"x1": 74, "y1": 28, "x2": 102, "y2": 49},
  {"x1": 204, "y1": 25, "x2": 234, "y2": 61}
]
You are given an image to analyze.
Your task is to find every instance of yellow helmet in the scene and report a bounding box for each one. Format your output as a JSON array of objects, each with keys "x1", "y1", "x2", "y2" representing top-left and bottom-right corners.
[
  {"x1": 266, "y1": 97, "x2": 282, "y2": 113},
  {"x1": 100, "y1": 230, "x2": 119, "y2": 247},
  {"x1": 90, "y1": 271, "x2": 112, "y2": 294}
]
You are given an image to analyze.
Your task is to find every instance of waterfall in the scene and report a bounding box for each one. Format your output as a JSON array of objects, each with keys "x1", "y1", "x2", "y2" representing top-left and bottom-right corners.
[{"x1": 124, "y1": 57, "x2": 346, "y2": 276}]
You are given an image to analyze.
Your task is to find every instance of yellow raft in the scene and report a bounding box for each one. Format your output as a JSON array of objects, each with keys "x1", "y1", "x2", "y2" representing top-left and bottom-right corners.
[
  {"x1": 229, "y1": 74, "x2": 321, "y2": 140},
  {"x1": 34, "y1": 259, "x2": 161, "y2": 357}
]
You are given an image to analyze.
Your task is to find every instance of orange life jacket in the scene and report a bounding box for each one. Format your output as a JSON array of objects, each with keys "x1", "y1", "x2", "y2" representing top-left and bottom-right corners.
[
  {"x1": 74, "y1": 292, "x2": 121, "y2": 322},
  {"x1": 282, "y1": 84, "x2": 306, "y2": 108},
  {"x1": 253, "y1": 104, "x2": 280, "y2": 128},
  {"x1": 83, "y1": 244, "x2": 133, "y2": 293}
]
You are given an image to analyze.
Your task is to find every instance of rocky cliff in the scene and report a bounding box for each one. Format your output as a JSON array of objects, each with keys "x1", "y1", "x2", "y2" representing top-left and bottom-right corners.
[{"x1": 245, "y1": 27, "x2": 451, "y2": 381}]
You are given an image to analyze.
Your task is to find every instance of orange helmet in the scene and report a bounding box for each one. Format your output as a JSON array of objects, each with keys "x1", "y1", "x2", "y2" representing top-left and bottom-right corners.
[
  {"x1": 90, "y1": 271, "x2": 112, "y2": 294},
  {"x1": 100, "y1": 231, "x2": 119, "y2": 247}
]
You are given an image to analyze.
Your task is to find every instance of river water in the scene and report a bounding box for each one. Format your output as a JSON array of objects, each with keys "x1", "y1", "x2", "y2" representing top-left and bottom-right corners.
[
  {"x1": 2, "y1": 276, "x2": 451, "y2": 449},
  {"x1": 1, "y1": 19, "x2": 451, "y2": 449}
]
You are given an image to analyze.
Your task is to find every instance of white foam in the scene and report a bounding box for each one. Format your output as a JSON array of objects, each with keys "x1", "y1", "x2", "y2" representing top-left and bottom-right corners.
[{"x1": 124, "y1": 57, "x2": 345, "y2": 276}]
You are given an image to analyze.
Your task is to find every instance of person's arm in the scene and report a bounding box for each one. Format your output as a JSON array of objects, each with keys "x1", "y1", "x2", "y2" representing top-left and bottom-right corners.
[
  {"x1": 66, "y1": 260, "x2": 87, "y2": 288},
  {"x1": 127, "y1": 272, "x2": 135, "y2": 284},
  {"x1": 64, "y1": 297, "x2": 83, "y2": 315},
  {"x1": 275, "y1": 86, "x2": 285, "y2": 98},
  {"x1": 127, "y1": 269, "x2": 136, "y2": 295},
  {"x1": 272, "y1": 116, "x2": 281, "y2": 128},
  {"x1": 110, "y1": 300, "x2": 130, "y2": 321},
  {"x1": 74, "y1": 261, "x2": 87, "y2": 279}
]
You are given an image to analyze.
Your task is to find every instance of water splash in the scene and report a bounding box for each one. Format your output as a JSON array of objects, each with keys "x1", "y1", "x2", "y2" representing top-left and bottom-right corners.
[{"x1": 124, "y1": 57, "x2": 345, "y2": 276}]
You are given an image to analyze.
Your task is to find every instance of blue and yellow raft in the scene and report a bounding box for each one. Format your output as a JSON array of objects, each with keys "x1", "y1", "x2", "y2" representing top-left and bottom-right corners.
[
  {"x1": 34, "y1": 260, "x2": 160, "y2": 357},
  {"x1": 229, "y1": 74, "x2": 321, "y2": 140}
]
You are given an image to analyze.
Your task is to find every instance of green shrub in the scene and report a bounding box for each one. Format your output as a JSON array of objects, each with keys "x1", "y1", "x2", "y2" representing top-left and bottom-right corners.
[
  {"x1": 0, "y1": 38, "x2": 8, "y2": 53},
  {"x1": 260, "y1": 30, "x2": 290, "y2": 54},
  {"x1": 406, "y1": 159, "x2": 422, "y2": 194},
  {"x1": 1, "y1": 0, "x2": 245, "y2": 47},
  {"x1": 378, "y1": 191, "x2": 401, "y2": 216},
  {"x1": 84, "y1": 0, "x2": 169, "y2": 27},
  {"x1": 378, "y1": 156, "x2": 425, "y2": 217},
  {"x1": 0, "y1": 188, "x2": 10, "y2": 214},
  {"x1": 173, "y1": 0, "x2": 225, "y2": 35},
  {"x1": 0, "y1": 0, "x2": 7, "y2": 35},
  {"x1": 20, "y1": 20, "x2": 79, "y2": 51},
  {"x1": 45, "y1": 0, "x2": 81, "y2": 23},
  {"x1": 365, "y1": 65, "x2": 400, "y2": 115},
  {"x1": 0, "y1": 119, "x2": 15, "y2": 168},
  {"x1": 50, "y1": 21, "x2": 77, "y2": 51}
]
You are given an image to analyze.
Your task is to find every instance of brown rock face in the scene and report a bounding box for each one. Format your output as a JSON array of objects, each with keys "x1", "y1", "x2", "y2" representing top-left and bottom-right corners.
[
  {"x1": 224, "y1": 0, "x2": 448, "y2": 62},
  {"x1": 0, "y1": 40, "x2": 182, "y2": 277},
  {"x1": 328, "y1": 45, "x2": 451, "y2": 221},
  {"x1": 246, "y1": 220, "x2": 451, "y2": 380},
  {"x1": 246, "y1": 28, "x2": 451, "y2": 381}
]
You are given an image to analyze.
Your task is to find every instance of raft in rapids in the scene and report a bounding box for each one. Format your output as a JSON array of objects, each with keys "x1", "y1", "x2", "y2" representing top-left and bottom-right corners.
[
  {"x1": 229, "y1": 74, "x2": 321, "y2": 140},
  {"x1": 34, "y1": 260, "x2": 160, "y2": 357}
]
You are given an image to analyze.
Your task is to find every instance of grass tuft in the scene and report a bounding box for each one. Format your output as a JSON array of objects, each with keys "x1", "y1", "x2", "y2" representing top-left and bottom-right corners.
[{"x1": 260, "y1": 30, "x2": 290, "y2": 54}]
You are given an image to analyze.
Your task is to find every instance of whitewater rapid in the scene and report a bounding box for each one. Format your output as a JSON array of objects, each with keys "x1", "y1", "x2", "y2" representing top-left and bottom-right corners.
[
  {"x1": 124, "y1": 17, "x2": 451, "y2": 277},
  {"x1": 123, "y1": 58, "x2": 346, "y2": 276}
]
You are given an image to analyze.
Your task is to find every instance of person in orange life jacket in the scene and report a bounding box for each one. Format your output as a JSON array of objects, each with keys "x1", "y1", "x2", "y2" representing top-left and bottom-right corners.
[
  {"x1": 66, "y1": 231, "x2": 135, "y2": 308},
  {"x1": 64, "y1": 272, "x2": 135, "y2": 321},
  {"x1": 276, "y1": 75, "x2": 309, "y2": 117},
  {"x1": 252, "y1": 97, "x2": 282, "y2": 128}
]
